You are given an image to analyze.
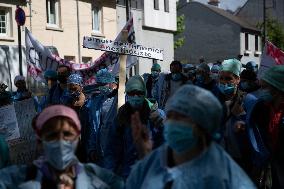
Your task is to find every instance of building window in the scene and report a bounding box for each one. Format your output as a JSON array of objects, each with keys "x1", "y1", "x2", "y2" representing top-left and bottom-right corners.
[
  {"x1": 255, "y1": 35, "x2": 259, "y2": 51},
  {"x1": 0, "y1": 8, "x2": 10, "y2": 37},
  {"x1": 245, "y1": 33, "x2": 249, "y2": 50},
  {"x1": 154, "y1": 0, "x2": 159, "y2": 10},
  {"x1": 64, "y1": 56, "x2": 76, "y2": 63},
  {"x1": 92, "y1": 5, "x2": 102, "y2": 33},
  {"x1": 46, "y1": 0, "x2": 61, "y2": 26},
  {"x1": 164, "y1": 0, "x2": 169, "y2": 12},
  {"x1": 82, "y1": 57, "x2": 92, "y2": 64}
]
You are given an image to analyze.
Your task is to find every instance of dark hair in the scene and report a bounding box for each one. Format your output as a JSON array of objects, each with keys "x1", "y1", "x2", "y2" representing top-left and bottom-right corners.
[
  {"x1": 170, "y1": 60, "x2": 182, "y2": 69},
  {"x1": 57, "y1": 65, "x2": 71, "y2": 73},
  {"x1": 240, "y1": 70, "x2": 257, "y2": 81}
]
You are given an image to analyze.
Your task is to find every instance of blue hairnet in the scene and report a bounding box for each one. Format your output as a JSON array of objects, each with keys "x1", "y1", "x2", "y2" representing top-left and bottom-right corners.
[
  {"x1": 245, "y1": 61, "x2": 257, "y2": 70},
  {"x1": 221, "y1": 59, "x2": 242, "y2": 77},
  {"x1": 151, "y1": 63, "x2": 161, "y2": 71},
  {"x1": 165, "y1": 85, "x2": 222, "y2": 134},
  {"x1": 211, "y1": 65, "x2": 221, "y2": 72},
  {"x1": 67, "y1": 73, "x2": 83, "y2": 86},
  {"x1": 197, "y1": 63, "x2": 210, "y2": 73},
  {"x1": 125, "y1": 75, "x2": 146, "y2": 93},
  {"x1": 95, "y1": 68, "x2": 116, "y2": 84}
]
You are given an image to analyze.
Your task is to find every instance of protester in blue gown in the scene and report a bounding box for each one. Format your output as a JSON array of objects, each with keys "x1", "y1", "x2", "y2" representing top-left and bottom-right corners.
[
  {"x1": 60, "y1": 73, "x2": 95, "y2": 163},
  {"x1": 87, "y1": 69, "x2": 118, "y2": 166},
  {"x1": 210, "y1": 64, "x2": 221, "y2": 82},
  {"x1": 126, "y1": 85, "x2": 256, "y2": 189},
  {"x1": 12, "y1": 75, "x2": 32, "y2": 101},
  {"x1": 243, "y1": 66, "x2": 284, "y2": 188},
  {"x1": 160, "y1": 61, "x2": 187, "y2": 109},
  {"x1": 0, "y1": 105, "x2": 124, "y2": 189},
  {"x1": 212, "y1": 59, "x2": 251, "y2": 172},
  {"x1": 143, "y1": 63, "x2": 162, "y2": 104},
  {"x1": 50, "y1": 65, "x2": 71, "y2": 104},
  {"x1": 38, "y1": 70, "x2": 58, "y2": 111},
  {"x1": 105, "y1": 75, "x2": 165, "y2": 179},
  {"x1": 195, "y1": 63, "x2": 217, "y2": 92}
]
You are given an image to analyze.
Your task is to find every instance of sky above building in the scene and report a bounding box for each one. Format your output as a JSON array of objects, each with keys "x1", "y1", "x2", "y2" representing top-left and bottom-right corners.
[{"x1": 194, "y1": 0, "x2": 248, "y2": 11}]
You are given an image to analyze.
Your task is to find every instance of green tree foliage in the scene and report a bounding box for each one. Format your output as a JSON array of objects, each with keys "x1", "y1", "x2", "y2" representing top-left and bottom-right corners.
[
  {"x1": 174, "y1": 14, "x2": 185, "y2": 49},
  {"x1": 258, "y1": 17, "x2": 284, "y2": 50}
]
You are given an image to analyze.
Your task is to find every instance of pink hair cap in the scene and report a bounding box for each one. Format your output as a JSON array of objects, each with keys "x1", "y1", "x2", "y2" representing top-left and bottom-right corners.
[{"x1": 35, "y1": 105, "x2": 81, "y2": 133}]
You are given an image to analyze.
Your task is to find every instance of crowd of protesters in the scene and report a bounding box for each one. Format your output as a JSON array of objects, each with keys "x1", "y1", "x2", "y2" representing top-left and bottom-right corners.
[{"x1": 0, "y1": 57, "x2": 283, "y2": 189}]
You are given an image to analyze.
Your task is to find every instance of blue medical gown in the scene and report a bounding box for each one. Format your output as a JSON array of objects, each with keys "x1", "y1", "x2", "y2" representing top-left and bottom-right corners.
[
  {"x1": 126, "y1": 142, "x2": 256, "y2": 189},
  {"x1": 0, "y1": 162, "x2": 124, "y2": 189}
]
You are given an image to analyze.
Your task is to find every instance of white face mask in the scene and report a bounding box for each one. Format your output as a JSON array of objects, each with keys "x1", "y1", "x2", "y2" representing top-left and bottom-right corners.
[{"x1": 43, "y1": 139, "x2": 78, "y2": 171}]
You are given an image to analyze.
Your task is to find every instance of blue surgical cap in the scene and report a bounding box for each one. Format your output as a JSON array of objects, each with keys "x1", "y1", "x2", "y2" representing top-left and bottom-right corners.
[
  {"x1": 95, "y1": 68, "x2": 116, "y2": 84},
  {"x1": 221, "y1": 59, "x2": 242, "y2": 77},
  {"x1": 211, "y1": 65, "x2": 221, "y2": 72},
  {"x1": 125, "y1": 75, "x2": 146, "y2": 93},
  {"x1": 165, "y1": 85, "x2": 223, "y2": 134},
  {"x1": 67, "y1": 73, "x2": 83, "y2": 86},
  {"x1": 262, "y1": 65, "x2": 284, "y2": 92}
]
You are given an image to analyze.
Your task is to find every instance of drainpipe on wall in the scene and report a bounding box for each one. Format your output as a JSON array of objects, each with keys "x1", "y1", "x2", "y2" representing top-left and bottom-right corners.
[
  {"x1": 76, "y1": 0, "x2": 81, "y2": 63},
  {"x1": 28, "y1": 0, "x2": 32, "y2": 32}
]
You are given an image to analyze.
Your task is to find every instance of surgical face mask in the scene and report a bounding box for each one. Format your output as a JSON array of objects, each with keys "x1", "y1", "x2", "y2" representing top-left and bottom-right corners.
[
  {"x1": 210, "y1": 73, "x2": 219, "y2": 80},
  {"x1": 258, "y1": 89, "x2": 273, "y2": 102},
  {"x1": 218, "y1": 83, "x2": 236, "y2": 96},
  {"x1": 43, "y1": 140, "x2": 78, "y2": 171},
  {"x1": 172, "y1": 73, "x2": 182, "y2": 81},
  {"x1": 196, "y1": 74, "x2": 205, "y2": 83},
  {"x1": 58, "y1": 75, "x2": 68, "y2": 84},
  {"x1": 151, "y1": 71, "x2": 159, "y2": 79},
  {"x1": 163, "y1": 120, "x2": 198, "y2": 154},
  {"x1": 127, "y1": 95, "x2": 145, "y2": 109},
  {"x1": 98, "y1": 86, "x2": 113, "y2": 96}
]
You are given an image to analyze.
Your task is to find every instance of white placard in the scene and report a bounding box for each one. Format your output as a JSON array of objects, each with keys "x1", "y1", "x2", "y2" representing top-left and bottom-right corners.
[
  {"x1": 83, "y1": 37, "x2": 164, "y2": 60},
  {"x1": 0, "y1": 104, "x2": 20, "y2": 141}
]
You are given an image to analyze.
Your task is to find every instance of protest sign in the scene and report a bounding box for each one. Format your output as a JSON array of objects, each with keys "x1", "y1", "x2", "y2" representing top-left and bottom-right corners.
[
  {"x1": 8, "y1": 98, "x2": 37, "y2": 165},
  {"x1": 258, "y1": 41, "x2": 284, "y2": 78},
  {"x1": 83, "y1": 37, "x2": 164, "y2": 60},
  {"x1": 0, "y1": 104, "x2": 20, "y2": 141},
  {"x1": 14, "y1": 98, "x2": 37, "y2": 141},
  {"x1": 25, "y1": 17, "x2": 136, "y2": 85}
]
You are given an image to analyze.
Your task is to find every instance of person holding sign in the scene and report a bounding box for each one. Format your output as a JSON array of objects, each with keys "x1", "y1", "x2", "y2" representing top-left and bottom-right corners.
[
  {"x1": 0, "y1": 105, "x2": 124, "y2": 189},
  {"x1": 12, "y1": 75, "x2": 32, "y2": 101},
  {"x1": 60, "y1": 73, "x2": 95, "y2": 163},
  {"x1": 105, "y1": 75, "x2": 165, "y2": 179},
  {"x1": 88, "y1": 69, "x2": 118, "y2": 166}
]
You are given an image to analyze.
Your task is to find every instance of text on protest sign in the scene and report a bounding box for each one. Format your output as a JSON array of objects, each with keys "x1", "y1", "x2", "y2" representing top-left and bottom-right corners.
[
  {"x1": 83, "y1": 37, "x2": 164, "y2": 61},
  {"x1": 25, "y1": 17, "x2": 136, "y2": 85}
]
